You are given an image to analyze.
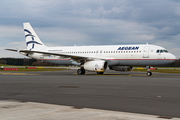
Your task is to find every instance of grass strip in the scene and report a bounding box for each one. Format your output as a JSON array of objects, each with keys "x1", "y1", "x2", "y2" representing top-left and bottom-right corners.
[
  {"x1": 133, "y1": 69, "x2": 180, "y2": 74},
  {"x1": 0, "y1": 68, "x2": 69, "y2": 72},
  {"x1": 0, "y1": 64, "x2": 16, "y2": 66}
]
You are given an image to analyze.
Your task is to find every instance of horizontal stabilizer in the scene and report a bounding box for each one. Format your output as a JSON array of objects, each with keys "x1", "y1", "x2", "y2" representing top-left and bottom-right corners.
[{"x1": 5, "y1": 49, "x2": 18, "y2": 52}]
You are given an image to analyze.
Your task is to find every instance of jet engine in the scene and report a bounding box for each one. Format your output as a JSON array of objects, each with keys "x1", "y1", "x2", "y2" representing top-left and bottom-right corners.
[
  {"x1": 109, "y1": 66, "x2": 133, "y2": 71},
  {"x1": 83, "y1": 60, "x2": 108, "y2": 72}
]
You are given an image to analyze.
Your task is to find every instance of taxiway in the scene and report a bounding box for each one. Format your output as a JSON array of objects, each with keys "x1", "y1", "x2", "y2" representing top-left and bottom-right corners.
[{"x1": 0, "y1": 69, "x2": 180, "y2": 117}]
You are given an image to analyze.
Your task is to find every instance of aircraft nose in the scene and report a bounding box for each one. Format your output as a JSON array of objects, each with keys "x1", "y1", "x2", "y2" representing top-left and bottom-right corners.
[{"x1": 169, "y1": 53, "x2": 177, "y2": 63}]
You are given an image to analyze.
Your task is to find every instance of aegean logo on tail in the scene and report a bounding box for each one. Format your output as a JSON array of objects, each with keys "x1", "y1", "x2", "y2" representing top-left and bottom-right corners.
[{"x1": 24, "y1": 29, "x2": 42, "y2": 50}]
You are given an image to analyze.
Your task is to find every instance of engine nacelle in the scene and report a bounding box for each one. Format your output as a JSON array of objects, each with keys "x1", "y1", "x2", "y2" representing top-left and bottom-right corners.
[
  {"x1": 84, "y1": 60, "x2": 108, "y2": 72},
  {"x1": 109, "y1": 66, "x2": 133, "y2": 71}
]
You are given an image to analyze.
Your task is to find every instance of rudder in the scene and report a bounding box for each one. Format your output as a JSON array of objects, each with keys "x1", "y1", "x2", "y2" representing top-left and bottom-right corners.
[{"x1": 23, "y1": 23, "x2": 46, "y2": 50}]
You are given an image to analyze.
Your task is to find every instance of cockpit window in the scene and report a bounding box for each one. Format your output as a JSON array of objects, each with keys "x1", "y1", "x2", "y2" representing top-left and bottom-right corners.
[
  {"x1": 163, "y1": 50, "x2": 168, "y2": 53},
  {"x1": 156, "y1": 49, "x2": 168, "y2": 53}
]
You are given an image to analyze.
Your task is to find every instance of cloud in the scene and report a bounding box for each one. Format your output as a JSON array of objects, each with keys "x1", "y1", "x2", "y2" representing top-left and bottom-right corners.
[
  {"x1": 35, "y1": 26, "x2": 93, "y2": 46},
  {"x1": 0, "y1": 0, "x2": 180, "y2": 58}
]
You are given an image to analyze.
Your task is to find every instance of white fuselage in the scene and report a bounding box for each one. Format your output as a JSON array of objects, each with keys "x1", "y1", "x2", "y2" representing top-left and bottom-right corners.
[{"x1": 27, "y1": 44, "x2": 176, "y2": 66}]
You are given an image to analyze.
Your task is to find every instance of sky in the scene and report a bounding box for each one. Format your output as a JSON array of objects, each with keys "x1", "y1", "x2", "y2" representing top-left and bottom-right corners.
[{"x1": 0, "y1": 0, "x2": 180, "y2": 58}]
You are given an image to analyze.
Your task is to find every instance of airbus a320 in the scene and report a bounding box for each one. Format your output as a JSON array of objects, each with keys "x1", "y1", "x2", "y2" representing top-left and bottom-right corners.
[{"x1": 6, "y1": 23, "x2": 177, "y2": 76}]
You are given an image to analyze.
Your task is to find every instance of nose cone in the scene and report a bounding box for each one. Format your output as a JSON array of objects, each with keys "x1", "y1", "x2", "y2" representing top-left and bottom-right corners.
[{"x1": 169, "y1": 53, "x2": 177, "y2": 63}]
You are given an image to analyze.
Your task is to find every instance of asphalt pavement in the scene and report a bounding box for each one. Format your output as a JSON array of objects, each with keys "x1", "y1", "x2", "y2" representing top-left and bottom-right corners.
[{"x1": 0, "y1": 69, "x2": 180, "y2": 117}]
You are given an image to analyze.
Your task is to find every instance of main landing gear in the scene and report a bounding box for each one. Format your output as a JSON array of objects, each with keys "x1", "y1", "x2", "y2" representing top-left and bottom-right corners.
[
  {"x1": 77, "y1": 68, "x2": 85, "y2": 75},
  {"x1": 97, "y1": 72, "x2": 104, "y2": 74},
  {"x1": 146, "y1": 66, "x2": 152, "y2": 76},
  {"x1": 77, "y1": 69, "x2": 104, "y2": 75}
]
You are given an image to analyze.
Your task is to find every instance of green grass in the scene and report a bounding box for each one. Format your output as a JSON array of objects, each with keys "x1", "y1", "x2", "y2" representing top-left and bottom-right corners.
[
  {"x1": 0, "y1": 64, "x2": 60, "y2": 67},
  {"x1": 133, "y1": 69, "x2": 180, "y2": 74},
  {"x1": 0, "y1": 64, "x2": 16, "y2": 66},
  {"x1": 0, "y1": 68, "x2": 69, "y2": 72},
  {"x1": 1, "y1": 65, "x2": 180, "y2": 74}
]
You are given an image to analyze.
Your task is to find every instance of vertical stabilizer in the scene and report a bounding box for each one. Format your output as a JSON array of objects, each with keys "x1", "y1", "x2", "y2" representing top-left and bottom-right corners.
[{"x1": 23, "y1": 23, "x2": 46, "y2": 50}]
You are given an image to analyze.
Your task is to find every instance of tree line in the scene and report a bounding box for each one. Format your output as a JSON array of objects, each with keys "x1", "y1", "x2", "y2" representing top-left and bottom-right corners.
[{"x1": 0, "y1": 58, "x2": 180, "y2": 67}]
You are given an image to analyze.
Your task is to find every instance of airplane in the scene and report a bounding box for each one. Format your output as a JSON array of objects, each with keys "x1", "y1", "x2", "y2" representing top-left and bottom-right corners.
[{"x1": 6, "y1": 23, "x2": 177, "y2": 76}]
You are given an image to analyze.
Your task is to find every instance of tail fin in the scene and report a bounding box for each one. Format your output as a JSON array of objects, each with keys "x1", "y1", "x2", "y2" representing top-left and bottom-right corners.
[{"x1": 23, "y1": 22, "x2": 46, "y2": 50}]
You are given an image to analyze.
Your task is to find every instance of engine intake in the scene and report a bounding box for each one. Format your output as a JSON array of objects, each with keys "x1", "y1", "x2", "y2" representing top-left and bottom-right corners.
[{"x1": 83, "y1": 60, "x2": 108, "y2": 72}]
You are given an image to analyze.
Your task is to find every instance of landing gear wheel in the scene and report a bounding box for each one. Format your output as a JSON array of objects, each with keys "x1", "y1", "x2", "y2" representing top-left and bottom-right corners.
[
  {"x1": 77, "y1": 69, "x2": 85, "y2": 75},
  {"x1": 146, "y1": 71, "x2": 152, "y2": 76},
  {"x1": 97, "y1": 72, "x2": 104, "y2": 74},
  {"x1": 81, "y1": 69, "x2": 85, "y2": 74}
]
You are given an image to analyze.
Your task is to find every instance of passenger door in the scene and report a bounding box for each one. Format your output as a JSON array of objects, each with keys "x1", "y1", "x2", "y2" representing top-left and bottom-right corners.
[{"x1": 143, "y1": 46, "x2": 150, "y2": 58}]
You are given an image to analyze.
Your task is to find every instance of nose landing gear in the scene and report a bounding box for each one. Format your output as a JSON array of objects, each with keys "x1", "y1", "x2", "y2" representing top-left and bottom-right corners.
[
  {"x1": 146, "y1": 71, "x2": 152, "y2": 76},
  {"x1": 146, "y1": 66, "x2": 152, "y2": 76}
]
